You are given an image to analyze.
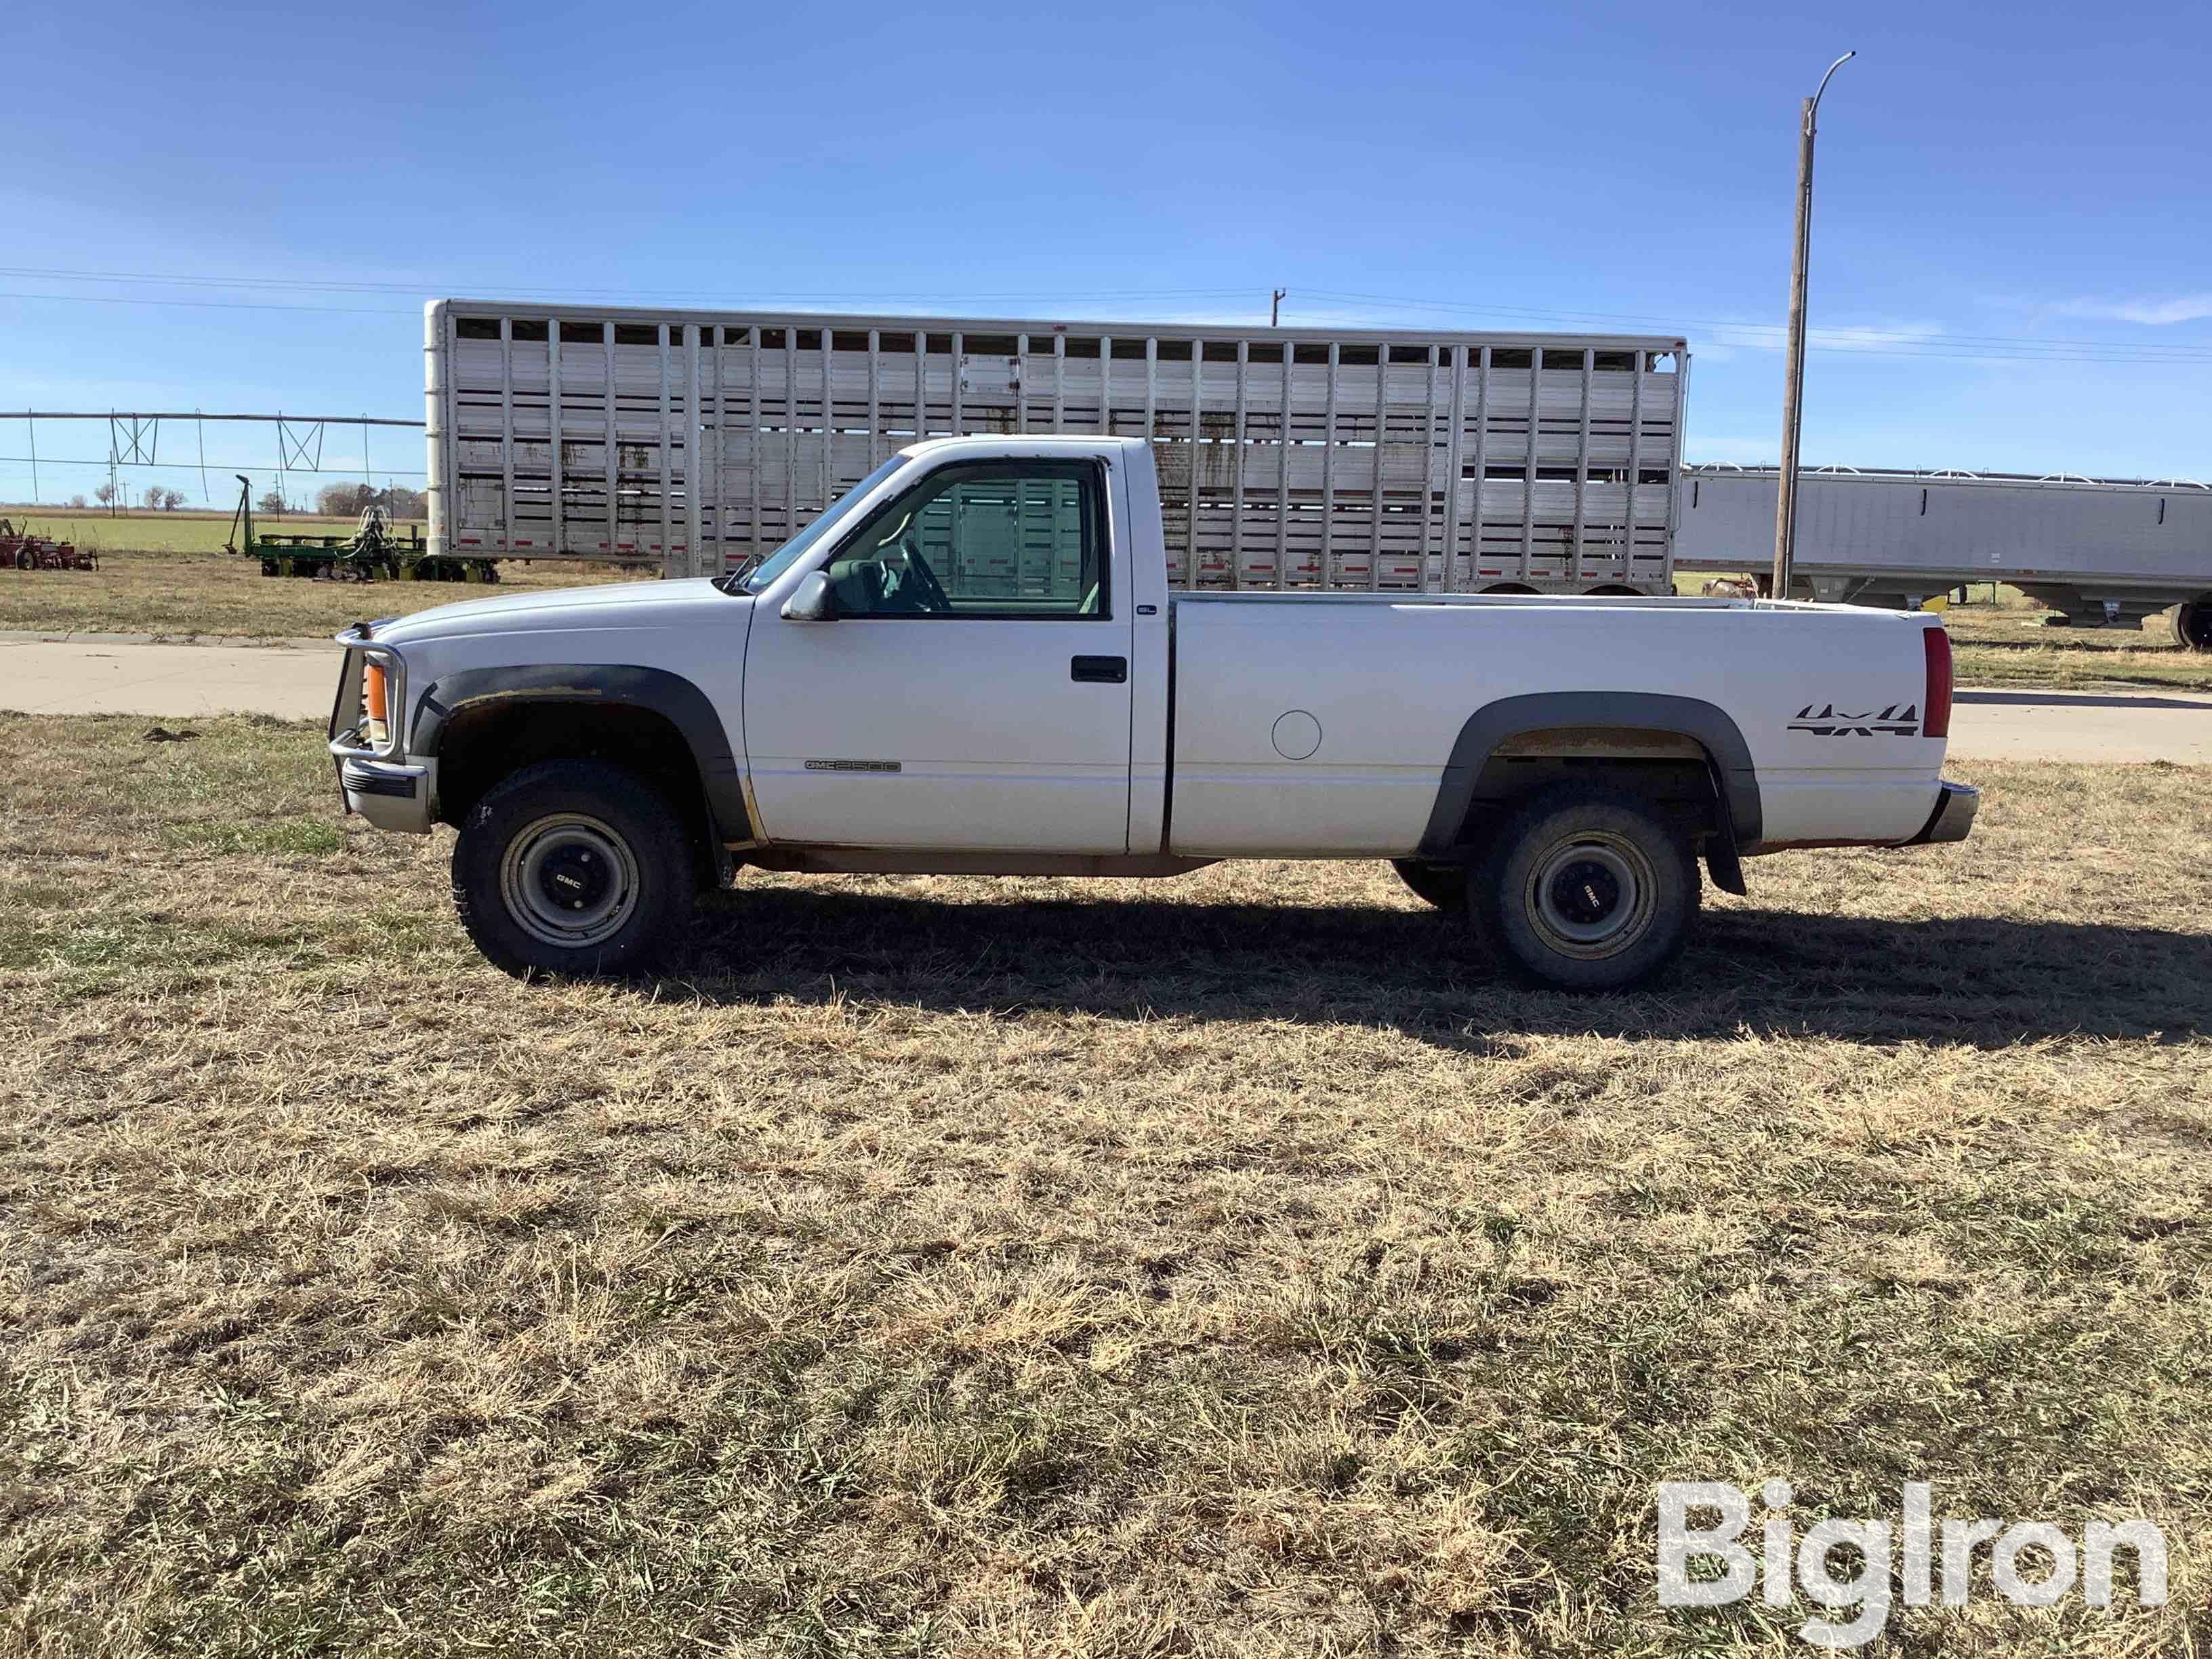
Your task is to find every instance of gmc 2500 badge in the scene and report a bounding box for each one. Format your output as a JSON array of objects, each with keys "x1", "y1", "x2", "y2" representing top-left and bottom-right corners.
[{"x1": 1789, "y1": 702, "x2": 1919, "y2": 737}]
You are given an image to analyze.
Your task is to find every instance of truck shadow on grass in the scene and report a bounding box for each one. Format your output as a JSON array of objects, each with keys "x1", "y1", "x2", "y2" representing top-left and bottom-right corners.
[{"x1": 679, "y1": 884, "x2": 2210, "y2": 1049}]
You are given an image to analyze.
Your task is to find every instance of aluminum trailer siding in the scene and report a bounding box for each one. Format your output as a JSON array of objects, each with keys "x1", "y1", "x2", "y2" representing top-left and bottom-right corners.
[
  {"x1": 425, "y1": 301, "x2": 1688, "y2": 593},
  {"x1": 1677, "y1": 465, "x2": 2212, "y2": 640}
]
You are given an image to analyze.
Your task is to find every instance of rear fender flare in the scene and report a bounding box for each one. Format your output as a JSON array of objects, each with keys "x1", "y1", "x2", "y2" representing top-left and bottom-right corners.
[{"x1": 1417, "y1": 691, "x2": 1762, "y2": 859}]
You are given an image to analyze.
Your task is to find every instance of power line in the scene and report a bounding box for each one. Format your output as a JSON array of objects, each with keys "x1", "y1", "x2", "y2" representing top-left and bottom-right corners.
[
  {"x1": 12, "y1": 410, "x2": 422, "y2": 426},
  {"x1": 0, "y1": 290, "x2": 419, "y2": 316},
  {"x1": 0, "y1": 268, "x2": 1263, "y2": 307},
  {"x1": 33, "y1": 261, "x2": 2209, "y2": 357},
  {"x1": 7, "y1": 268, "x2": 2211, "y2": 367},
  {"x1": 0, "y1": 264, "x2": 1264, "y2": 304},
  {"x1": 1295, "y1": 288, "x2": 2212, "y2": 365},
  {"x1": 7, "y1": 261, "x2": 2208, "y2": 354},
  {"x1": 1302, "y1": 286, "x2": 2212, "y2": 354},
  {"x1": 13, "y1": 279, "x2": 2204, "y2": 366},
  {"x1": 0, "y1": 454, "x2": 426, "y2": 476},
  {"x1": 1296, "y1": 285, "x2": 2211, "y2": 346}
]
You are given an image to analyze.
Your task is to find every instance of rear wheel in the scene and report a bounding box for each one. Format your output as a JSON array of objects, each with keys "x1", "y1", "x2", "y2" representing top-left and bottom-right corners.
[
  {"x1": 1469, "y1": 783, "x2": 1699, "y2": 991},
  {"x1": 2174, "y1": 600, "x2": 2212, "y2": 652},
  {"x1": 452, "y1": 759, "x2": 695, "y2": 977},
  {"x1": 1389, "y1": 858, "x2": 1466, "y2": 910}
]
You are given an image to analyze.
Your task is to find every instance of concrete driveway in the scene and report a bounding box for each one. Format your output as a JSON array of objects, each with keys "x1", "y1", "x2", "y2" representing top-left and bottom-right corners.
[
  {"x1": 2, "y1": 633, "x2": 2209, "y2": 764},
  {"x1": 0, "y1": 634, "x2": 336, "y2": 722},
  {"x1": 1944, "y1": 687, "x2": 2212, "y2": 764}
]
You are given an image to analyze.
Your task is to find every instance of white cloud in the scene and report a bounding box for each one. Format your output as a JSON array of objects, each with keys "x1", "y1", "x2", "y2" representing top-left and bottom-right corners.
[
  {"x1": 1695, "y1": 319, "x2": 1950, "y2": 355},
  {"x1": 2049, "y1": 293, "x2": 2212, "y2": 327},
  {"x1": 1806, "y1": 321, "x2": 1949, "y2": 352}
]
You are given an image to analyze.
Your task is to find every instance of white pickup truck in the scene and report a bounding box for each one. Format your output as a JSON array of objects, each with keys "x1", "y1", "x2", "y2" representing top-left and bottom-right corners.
[{"x1": 329, "y1": 434, "x2": 1976, "y2": 990}]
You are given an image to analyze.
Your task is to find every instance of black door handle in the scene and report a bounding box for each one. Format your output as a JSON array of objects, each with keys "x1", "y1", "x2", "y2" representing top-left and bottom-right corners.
[{"x1": 1071, "y1": 655, "x2": 1128, "y2": 684}]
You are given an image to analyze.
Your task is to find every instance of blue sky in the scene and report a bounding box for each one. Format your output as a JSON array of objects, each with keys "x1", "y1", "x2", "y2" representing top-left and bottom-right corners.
[{"x1": 5, "y1": 0, "x2": 2209, "y2": 506}]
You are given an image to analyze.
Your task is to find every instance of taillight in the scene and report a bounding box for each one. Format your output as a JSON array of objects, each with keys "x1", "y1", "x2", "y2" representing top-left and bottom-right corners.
[
  {"x1": 1921, "y1": 626, "x2": 1952, "y2": 739},
  {"x1": 363, "y1": 660, "x2": 390, "y2": 747}
]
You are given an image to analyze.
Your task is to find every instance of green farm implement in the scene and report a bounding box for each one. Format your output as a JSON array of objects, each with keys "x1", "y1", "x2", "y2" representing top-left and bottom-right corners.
[{"x1": 223, "y1": 476, "x2": 498, "y2": 583}]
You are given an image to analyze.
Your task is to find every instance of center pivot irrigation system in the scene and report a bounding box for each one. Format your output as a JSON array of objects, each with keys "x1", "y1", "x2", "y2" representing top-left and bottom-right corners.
[{"x1": 7, "y1": 409, "x2": 486, "y2": 583}]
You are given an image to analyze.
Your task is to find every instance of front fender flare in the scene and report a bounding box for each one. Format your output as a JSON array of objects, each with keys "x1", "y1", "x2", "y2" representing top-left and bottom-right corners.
[{"x1": 409, "y1": 663, "x2": 748, "y2": 839}]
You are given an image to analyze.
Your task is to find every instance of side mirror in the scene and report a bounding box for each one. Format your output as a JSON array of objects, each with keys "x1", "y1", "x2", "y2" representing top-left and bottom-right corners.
[{"x1": 781, "y1": 571, "x2": 838, "y2": 621}]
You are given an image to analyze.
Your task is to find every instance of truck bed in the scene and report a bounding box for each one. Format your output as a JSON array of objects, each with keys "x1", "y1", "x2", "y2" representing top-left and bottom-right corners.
[{"x1": 1167, "y1": 590, "x2": 1947, "y2": 855}]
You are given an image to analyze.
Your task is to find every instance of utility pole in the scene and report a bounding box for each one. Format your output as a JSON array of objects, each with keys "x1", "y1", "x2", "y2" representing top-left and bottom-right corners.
[
  {"x1": 1772, "y1": 50, "x2": 1854, "y2": 602},
  {"x1": 1270, "y1": 288, "x2": 1287, "y2": 327}
]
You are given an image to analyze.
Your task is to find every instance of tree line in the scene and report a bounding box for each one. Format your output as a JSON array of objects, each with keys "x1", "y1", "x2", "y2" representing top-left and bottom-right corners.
[
  {"x1": 73, "y1": 480, "x2": 427, "y2": 518},
  {"x1": 306, "y1": 482, "x2": 428, "y2": 520}
]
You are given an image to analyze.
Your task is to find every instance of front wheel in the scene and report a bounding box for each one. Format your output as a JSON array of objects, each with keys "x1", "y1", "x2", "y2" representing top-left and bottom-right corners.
[
  {"x1": 452, "y1": 760, "x2": 695, "y2": 977},
  {"x1": 1469, "y1": 783, "x2": 1700, "y2": 991}
]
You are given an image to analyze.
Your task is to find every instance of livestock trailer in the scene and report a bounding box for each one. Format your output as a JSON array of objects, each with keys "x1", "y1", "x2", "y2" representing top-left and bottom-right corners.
[{"x1": 424, "y1": 302, "x2": 1689, "y2": 594}]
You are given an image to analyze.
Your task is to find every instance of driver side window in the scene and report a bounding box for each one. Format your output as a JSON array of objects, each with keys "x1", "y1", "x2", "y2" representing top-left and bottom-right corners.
[{"x1": 820, "y1": 460, "x2": 1107, "y2": 619}]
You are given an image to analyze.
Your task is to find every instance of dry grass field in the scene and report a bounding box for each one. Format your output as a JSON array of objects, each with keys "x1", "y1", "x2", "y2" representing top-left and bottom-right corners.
[
  {"x1": 1940, "y1": 601, "x2": 2212, "y2": 692},
  {"x1": 2, "y1": 717, "x2": 2209, "y2": 1656},
  {"x1": 1673, "y1": 576, "x2": 2212, "y2": 694},
  {"x1": 0, "y1": 546, "x2": 641, "y2": 642}
]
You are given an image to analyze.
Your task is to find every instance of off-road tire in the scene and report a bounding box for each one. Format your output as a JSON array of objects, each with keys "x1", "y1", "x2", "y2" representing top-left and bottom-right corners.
[
  {"x1": 1389, "y1": 858, "x2": 1467, "y2": 911},
  {"x1": 452, "y1": 759, "x2": 694, "y2": 978},
  {"x1": 1469, "y1": 782, "x2": 1700, "y2": 991}
]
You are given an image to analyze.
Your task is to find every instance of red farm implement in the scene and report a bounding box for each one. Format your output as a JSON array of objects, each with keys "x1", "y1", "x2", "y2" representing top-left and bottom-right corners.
[{"x1": 0, "y1": 518, "x2": 97, "y2": 572}]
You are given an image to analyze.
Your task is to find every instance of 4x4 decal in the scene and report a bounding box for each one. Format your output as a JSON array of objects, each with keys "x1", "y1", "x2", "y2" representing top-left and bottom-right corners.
[{"x1": 1790, "y1": 702, "x2": 1919, "y2": 737}]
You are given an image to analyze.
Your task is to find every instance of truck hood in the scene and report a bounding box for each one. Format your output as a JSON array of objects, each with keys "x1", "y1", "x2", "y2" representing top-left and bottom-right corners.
[{"x1": 369, "y1": 577, "x2": 738, "y2": 644}]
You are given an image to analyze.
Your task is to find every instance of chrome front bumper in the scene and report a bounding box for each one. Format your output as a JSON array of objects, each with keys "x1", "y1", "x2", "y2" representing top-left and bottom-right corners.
[{"x1": 1907, "y1": 780, "x2": 1980, "y2": 846}]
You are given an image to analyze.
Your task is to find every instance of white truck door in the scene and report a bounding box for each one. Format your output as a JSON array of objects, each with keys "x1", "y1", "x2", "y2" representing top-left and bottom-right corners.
[{"x1": 742, "y1": 457, "x2": 1134, "y2": 852}]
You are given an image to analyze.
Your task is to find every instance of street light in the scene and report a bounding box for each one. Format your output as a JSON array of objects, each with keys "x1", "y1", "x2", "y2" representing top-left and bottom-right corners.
[{"x1": 1771, "y1": 50, "x2": 1855, "y2": 602}]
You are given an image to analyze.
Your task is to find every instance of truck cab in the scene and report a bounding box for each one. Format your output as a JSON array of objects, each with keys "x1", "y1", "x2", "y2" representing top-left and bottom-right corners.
[{"x1": 737, "y1": 438, "x2": 1175, "y2": 859}]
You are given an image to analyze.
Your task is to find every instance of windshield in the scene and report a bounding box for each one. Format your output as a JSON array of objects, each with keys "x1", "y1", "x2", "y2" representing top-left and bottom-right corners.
[{"x1": 734, "y1": 455, "x2": 912, "y2": 594}]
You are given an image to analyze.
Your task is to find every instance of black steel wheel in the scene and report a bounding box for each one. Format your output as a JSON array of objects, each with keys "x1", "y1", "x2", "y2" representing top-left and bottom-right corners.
[
  {"x1": 1470, "y1": 783, "x2": 1700, "y2": 991},
  {"x1": 452, "y1": 760, "x2": 694, "y2": 977}
]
